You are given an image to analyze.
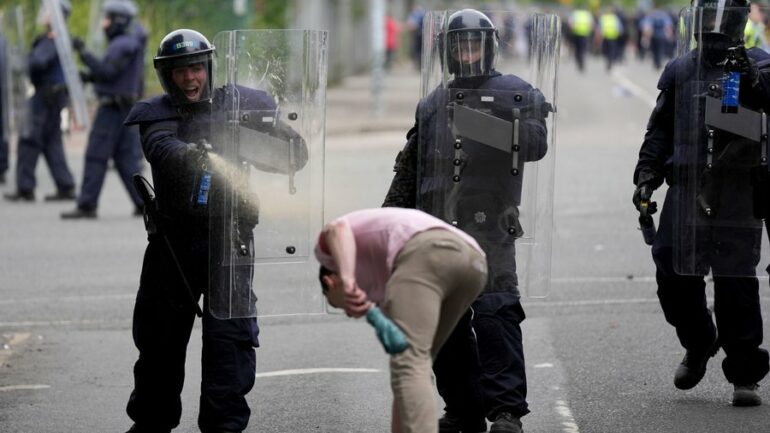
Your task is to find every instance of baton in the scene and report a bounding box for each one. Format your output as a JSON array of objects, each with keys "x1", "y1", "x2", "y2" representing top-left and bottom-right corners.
[{"x1": 133, "y1": 174, "x2": 203, "y2": 317}]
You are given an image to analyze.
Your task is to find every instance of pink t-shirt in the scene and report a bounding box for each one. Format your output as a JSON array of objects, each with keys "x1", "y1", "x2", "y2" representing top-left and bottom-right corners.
[{"x1": 314, "y1": 208, "x2": 484, "y2": 303}]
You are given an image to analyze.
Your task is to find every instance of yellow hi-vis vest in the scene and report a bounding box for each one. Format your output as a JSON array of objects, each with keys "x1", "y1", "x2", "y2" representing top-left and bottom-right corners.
[
  {"x1": 600, "y1": 13, "x2": 621, "y2": 40},
  {"x1": 745, "y1": 20, "x2": 763, "y2": 49},
  {"x1": 571, "y1": 10, "x2": 594, "y2": 37}
]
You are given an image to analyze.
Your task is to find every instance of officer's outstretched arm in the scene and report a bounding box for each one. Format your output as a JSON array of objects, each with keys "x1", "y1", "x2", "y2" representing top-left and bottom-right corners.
[{"x1": 138, "y1": 120, "x2": 191, "y2": 172}]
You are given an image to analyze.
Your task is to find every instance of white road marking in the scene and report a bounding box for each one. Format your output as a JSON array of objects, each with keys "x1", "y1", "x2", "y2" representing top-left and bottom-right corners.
[
  {"x1": 256, "y1": 368, "x2": 382, "y2": 378},
  {"x1": 0, "y1": 384, "x2": 50, "y2": 392},
  {"x1": 555, "y1": 400, "x2": 581, "y2": 433},
  {"x1": 611, "y1": 69, "x2": 658, "y2": 109}
]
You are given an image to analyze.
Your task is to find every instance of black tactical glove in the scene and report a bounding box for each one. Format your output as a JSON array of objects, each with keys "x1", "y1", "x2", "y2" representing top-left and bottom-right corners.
[
  {"x1": 72, "y1": 37, "x2": 86, "y2": 55},
  {"x1": 730, "y1": 45, "x2": 759, "y2": 87},
  {"x1": 187, "y1": 140, "x2": 213, "y2": 166},
  {"x1": 633, "y1": 184, "x2": 658, "y2": 216}
]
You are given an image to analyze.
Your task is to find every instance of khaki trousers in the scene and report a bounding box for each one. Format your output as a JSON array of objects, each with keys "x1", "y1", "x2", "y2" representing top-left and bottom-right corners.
[{"x1": 382, "y1": 229, "x2": 487, "y2": 433}]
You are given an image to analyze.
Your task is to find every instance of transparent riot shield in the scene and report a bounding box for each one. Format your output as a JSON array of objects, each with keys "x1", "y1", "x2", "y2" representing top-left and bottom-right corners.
[
  {"x1": 87, "y1": 0, "x2": 106, "y2": 57},
  {"x1": 1, "y1": 6, "x2": 29, "y2": 140},
  {"x1": 208, "y1": 30, "x2": 327, "y2": 318},
  {"x1": 419, "y1": 10, "x2": 559, "y2": 298},
  {"x1": 672, "y1": 6, "x2": 766, "y2": 277},
  {"x1": 42, "y1": 0, "x2": 90, "y2": 130}
]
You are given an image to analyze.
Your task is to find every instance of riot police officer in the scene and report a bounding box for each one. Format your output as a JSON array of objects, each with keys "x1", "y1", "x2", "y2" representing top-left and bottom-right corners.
[
  {"x1": 61, "y1": 0, "x2": 144, "y2": 219},
  {"x1": 633, "y1": 0, "x2": 770, "y2": 407},
  {"x1": 122, "y1": 29, "x2": 272, "y2": 433},
  {"x1": 384, "y1": 9, "x2": 551, "y2": 433},
  {"x1": 4, "y1": 0, "x2": 76, "y2": 202}
]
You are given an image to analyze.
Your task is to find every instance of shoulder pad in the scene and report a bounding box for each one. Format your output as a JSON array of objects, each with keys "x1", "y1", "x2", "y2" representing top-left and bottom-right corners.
[
  {"x1": 124, "y1": 95, "x2": 179, "y2": 126},
  {"x1": 484, "y1": 74, "x2": 534, "y2": 92},
  {"x1": 657, "y1": 53, "x2": 691, "y2": 90},
  {"x1": 110, "y1": 34, "x2": 139, "y2": 52},
  {"x1": 235, "y1": 85, "x2": 277, "y2": 110},
  {"x1": 212, "y1": 85, "x2": 278, "y2": 111}
]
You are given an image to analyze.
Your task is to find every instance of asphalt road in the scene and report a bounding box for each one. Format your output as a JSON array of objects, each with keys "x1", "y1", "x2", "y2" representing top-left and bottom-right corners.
[{"x1": 1, "y1": 53, "x2": 769, "y2": 433}]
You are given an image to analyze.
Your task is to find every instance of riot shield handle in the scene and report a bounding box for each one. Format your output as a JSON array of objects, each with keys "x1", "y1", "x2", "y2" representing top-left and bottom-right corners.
[
  {"x1": 132, "y1": 174, "x2": 204, "y2": 318},
  {"x1": 511, "y1": 108, "x2": 521, "y2": 176}
]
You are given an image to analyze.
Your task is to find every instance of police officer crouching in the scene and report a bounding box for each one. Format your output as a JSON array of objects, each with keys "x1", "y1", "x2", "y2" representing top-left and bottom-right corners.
[
  {"x1": 121, "y1": 30, "x2": 267, "y2": 433},
  {"x1": 61, "y1": 0, "x2": 145, "y2": 219}
]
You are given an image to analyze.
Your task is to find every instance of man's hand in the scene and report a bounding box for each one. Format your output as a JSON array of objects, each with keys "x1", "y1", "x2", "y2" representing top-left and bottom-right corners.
[
  {"x1": 344, "y1": 284, "x2": 371, "y2": 318},
  {"x1": 633, "y1": 184, "x2": 657, "y2": 216},
  {"x1": 731, "y1": 45, "x2": 759, "y2": 87}
]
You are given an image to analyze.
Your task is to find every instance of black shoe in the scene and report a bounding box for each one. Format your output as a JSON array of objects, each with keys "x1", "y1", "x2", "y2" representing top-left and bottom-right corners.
[
  {"x1": 439, "y1": 413, "x2": 487, "y2": 433},
  {"x1": 733, "y1": 383, "x2": 762, "y2": 407},
  {"x1": 133, "y1": 206, "x2": 144, "y2": 217},
  {"x1": 125, "y1": 424, "x2": 171, "y2": 433},
  {"x1": 673, "y1": 337, "x2": 720, "y2": 390},
  {"x1": 0, "y1": 172, "x2": 6, "y2": 184},
  {"x1": 4, "y1": 190, "x2": 34, "y2": 202},
  {"x1": 61, "y1": 207, "x2": 97, "y2": 219},
  {"x1": 44, "y1": 188, "x2": 76, "y2": 201},
  {"x1": 489, "y1": 413, "x2": 522, "y2": 433}
]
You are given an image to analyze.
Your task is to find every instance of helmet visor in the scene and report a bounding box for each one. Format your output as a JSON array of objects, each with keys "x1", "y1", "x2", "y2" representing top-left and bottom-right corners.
[
  {"x1": 447, "y1": 30, "x2": 496, "y2": 78},
  {"x1": 692, "y1": 3, "x2": 748, "y2": 42}
]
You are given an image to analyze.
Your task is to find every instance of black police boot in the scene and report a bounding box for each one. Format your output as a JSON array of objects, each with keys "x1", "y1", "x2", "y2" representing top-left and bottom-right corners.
[
  {"x1": 732, "y1": 383, "x2": 762, "y2": 407},
  {"x1": 44, "y1": 188, "x2": 76, "y2": 201},
  {"x1": 4, "y1": 190, "x2": 34, "y2": 202},
  {"x1": 489, "y1": 412, "x2": 522, "y2": 433},
  {"x1": 439, "y1": 412, "x2": 487, "y2": 433},
  {"x1": 61, "y1": 207, "x2": 97, "y2": 219},
  {"x1": 673, "y1": 337, "x2": 720, "y2": 390},
  {"x1": 124, "y1": 424, "x2": 171, "y2": 433}
]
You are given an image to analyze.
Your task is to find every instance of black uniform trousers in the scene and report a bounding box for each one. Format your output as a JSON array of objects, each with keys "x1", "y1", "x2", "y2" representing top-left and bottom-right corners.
[
  {"x1": 434, "y1": 291, "x2": 529, "y2": 426},
  {"x1": 126, "y1": 238, "x2": 259, "y2": 432},
  {"x1": 15, "y1": 90, "x2": 74, "y2": 194},
  {"x1": 652, "y1": 187, "x2": 769, "y2": 385},
  {"x1": 77, "y1": 102, "x2": 144, "y2": 211}
]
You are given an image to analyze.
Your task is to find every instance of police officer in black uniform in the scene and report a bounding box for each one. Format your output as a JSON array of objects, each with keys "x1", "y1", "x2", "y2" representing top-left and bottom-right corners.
[
  {"x1": 633, "y1": 0, "x2": 770, "y2": 407},
  {"x1": 384, "y1": 9, "x2": 549, "y2": 433},
  {"x1": 4, "y1": 0, "x2": 76, "y2": 202},
  {"x1": 122, "y1": 29, "x2": 305, "y2": 433},
  {"x1": 61, "y1": 0, "x2": 145, "y2": 219}
]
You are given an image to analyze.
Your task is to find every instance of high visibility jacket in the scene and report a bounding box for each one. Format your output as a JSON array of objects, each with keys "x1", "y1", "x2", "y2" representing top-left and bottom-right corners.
[
  {"x1": 571, "y1": 10, "x2": 594, "y2": 37},
  {"x1": 745, "y1": 20, "x2": 765, "y2": 49},
  {"x1": 600, "y1": 13, "x2": 622, "y2": 40}
]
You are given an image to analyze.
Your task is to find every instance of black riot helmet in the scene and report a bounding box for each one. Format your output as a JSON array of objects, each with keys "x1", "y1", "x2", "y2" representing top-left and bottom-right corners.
[
  {"x1": 154, "y1": 29, "x2": 215, "y2": 106},
  {"x1": 102, "y1": 0, "x2": 137, "y2": 39},
  {"x1": 439, "y1": 9, "x2": 499, "y2": 78},
  {"x1": 692, "y1": 0, "x2": 750, "y2": 45}
]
